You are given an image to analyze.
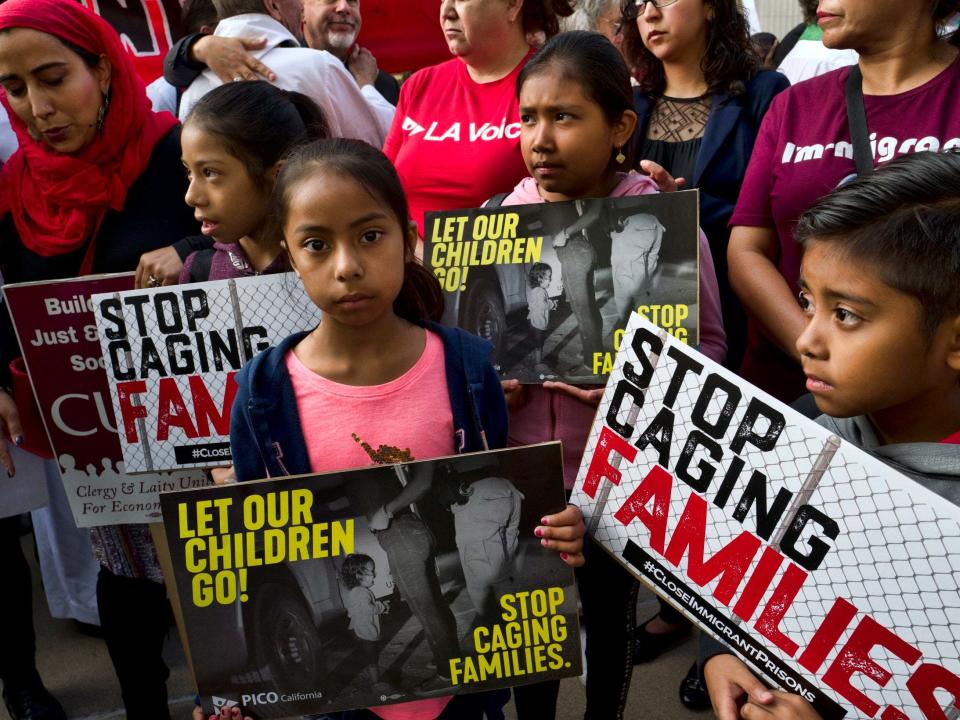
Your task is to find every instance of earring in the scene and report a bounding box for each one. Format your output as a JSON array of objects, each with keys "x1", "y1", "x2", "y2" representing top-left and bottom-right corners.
[
  {"x1": 615, "y1": 146, "x2": 626, "y2": 165},
  {"x1": 96, "y1": 90, "x2": 111, "y2": 134}
]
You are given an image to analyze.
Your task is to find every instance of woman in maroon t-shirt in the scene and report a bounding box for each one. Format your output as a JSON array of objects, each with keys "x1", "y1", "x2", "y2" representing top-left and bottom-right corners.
[
  {"x1": 727, "y1": 0, "x2": 960, "y2": 403},
  {"x1": 382, "y1": 0, "x2": 574, "y2": 240}
]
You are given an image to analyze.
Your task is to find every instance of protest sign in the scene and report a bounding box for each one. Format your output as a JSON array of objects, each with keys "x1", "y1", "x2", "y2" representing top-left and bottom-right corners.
[
  {"x1": 161, "y1": 443, "x2": 581, "y2": 716},
  {"x1": 3, "y1": 274, "x2": 209, "y2": 527},
  {"x1": 425, "y1": 191, "x2": 700, "y2": 383},
  {"x1": 92, "y1": 273, "x2": 320, "y2": 473},
  {"x1": 571, "y1": 314, "x2": 960, "y2": 720},
  {"x1": 79, "y1": 0, "x2": 183, "y2": 84}
]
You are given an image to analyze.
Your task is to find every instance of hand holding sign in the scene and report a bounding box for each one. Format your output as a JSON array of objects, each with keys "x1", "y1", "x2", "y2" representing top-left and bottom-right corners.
[{"x1": 0, "y1": 389, "x2": 21, "y2": 476}]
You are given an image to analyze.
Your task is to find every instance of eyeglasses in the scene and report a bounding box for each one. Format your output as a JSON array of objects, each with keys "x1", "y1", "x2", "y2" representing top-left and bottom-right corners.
[{"x1": 620, "y1": 0, "x2": 681, "y2": 21}]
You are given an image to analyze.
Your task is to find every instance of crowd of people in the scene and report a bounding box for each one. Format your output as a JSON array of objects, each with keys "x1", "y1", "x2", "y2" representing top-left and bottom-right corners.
[{"x1": 0, "y1": 0, "x2": 958, "y2": 719}]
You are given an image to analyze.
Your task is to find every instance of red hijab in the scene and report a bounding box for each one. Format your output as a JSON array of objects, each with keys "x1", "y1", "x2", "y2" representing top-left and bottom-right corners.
[{"x1": 0, "y1": 0, "x2": 178, "y2": 259}]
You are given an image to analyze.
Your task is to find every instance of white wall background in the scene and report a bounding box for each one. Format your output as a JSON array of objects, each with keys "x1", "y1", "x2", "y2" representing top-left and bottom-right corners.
[{"x1": 754, "y1": 0, "x2": 804, "y2": 39}]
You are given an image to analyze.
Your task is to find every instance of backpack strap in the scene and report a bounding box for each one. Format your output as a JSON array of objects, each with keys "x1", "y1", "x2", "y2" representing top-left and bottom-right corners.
[
  {"x1": 845, "y1": 65, "x2": 874, "y2": 177},
  {"x1": 458, "y1": 330, "x2": 491, "y2": 451},
  {"x1": 485, "y1": 192, "x2": 510, "y2": 208},
  {"x1": 188, "y1": 248, "x2": 216, "y2": 283}
]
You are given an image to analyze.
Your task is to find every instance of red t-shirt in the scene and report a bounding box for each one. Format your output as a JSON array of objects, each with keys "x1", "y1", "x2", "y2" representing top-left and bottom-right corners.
[
  {"x1": 941, "y1": 430, "x2": 960, "y2": 445},
  {"x1": 731, "y1": 53, "x2": 960, "y2": 292},
  {"x1": 382, "y1": 52, "x2": 533, "y2": 237}
]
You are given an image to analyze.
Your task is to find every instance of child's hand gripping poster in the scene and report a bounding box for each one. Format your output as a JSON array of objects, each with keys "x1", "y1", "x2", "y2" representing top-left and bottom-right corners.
[
  {"x1": 160, "y1": 443, "x2": 582, "y2": 717},
  {"x1": 3, "y1": 274, "x2": 209, "y2": 527},
  {"x1": 90, "y1": 272, "x2": 320, "y2": 473},
  {"x1": 424, "y1": 191, "x2": 700, "y2": 383},
  {"x1": 570, "y1": 314, "x2": 960, "y2": 719}
]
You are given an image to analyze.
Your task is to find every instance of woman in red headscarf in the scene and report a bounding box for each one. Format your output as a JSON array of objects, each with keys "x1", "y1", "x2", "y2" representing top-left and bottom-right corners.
[{"x1": 0, "y1": 1, "x2": 199, "y2": 717}]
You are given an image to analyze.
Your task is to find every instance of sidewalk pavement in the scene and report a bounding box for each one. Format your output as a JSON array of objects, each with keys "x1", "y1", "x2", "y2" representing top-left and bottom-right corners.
[{"x1": 4, "y1": 534, "x2": 708, "y2": 720}]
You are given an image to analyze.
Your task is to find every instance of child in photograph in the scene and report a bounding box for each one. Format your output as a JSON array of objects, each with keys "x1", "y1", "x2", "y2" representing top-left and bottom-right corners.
[
  {"x1": 526, "y1": 262, "x2": 557, "y2": 375},
  {"x1": 341, "y1": 554, "x2": 390, "y2": 687},
  {"x1": 702, "y1": 152, "x2": 960, "y2": 720}
]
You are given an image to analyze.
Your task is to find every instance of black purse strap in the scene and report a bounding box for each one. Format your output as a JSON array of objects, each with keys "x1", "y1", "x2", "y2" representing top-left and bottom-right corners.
[{"x1": 845, "y1": 65, "x2": 874, "y2": 176}]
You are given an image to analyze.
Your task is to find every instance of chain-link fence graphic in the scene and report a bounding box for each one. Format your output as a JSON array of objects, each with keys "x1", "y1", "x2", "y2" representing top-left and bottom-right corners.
[
  {"x1": 572, "y1": 315, "x2": 960, "y2": 719},
  {"x1": 93, "y1": 273, "x2": 320, "y2": 472}
]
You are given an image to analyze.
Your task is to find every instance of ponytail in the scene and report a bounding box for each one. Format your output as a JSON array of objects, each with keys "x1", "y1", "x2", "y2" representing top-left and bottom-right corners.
[
  {"x1": 272, "y1": 139, "x2": 445, "y2": 325},
  {"x1": 285, "y1": 89, "x2": 330, "y2": 143},
  {"x1": 396, "y1": 260, "x2": 445, "y2": 324}
]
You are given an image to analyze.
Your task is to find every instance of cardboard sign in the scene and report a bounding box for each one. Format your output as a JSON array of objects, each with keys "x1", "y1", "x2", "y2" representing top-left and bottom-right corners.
[
  {"x1": 425, "y1": 192, "x2": 700, "y2": 383},
  {"x1": 92, "y1": 273, "x2": 320, "y2": 473},
  {"x1": 161, "y1": 443, "x2": 581, "y2": 716},
  {"x1": 571, "y1": 314, "x2": 960, "y2": 720},
  {"x1": 3, "y1": 274, "x2": 208, "y2": 527}
]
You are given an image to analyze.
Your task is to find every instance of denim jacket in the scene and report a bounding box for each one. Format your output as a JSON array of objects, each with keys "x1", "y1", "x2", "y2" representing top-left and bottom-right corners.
[{"x1": 229, "y1": 322, "x2": 508, "y2": 481}]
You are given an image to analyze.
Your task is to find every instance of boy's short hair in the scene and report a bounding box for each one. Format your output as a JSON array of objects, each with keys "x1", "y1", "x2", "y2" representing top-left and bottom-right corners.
[{"x1": 795, "y1": 151, "x2": 960, "y2": 337}]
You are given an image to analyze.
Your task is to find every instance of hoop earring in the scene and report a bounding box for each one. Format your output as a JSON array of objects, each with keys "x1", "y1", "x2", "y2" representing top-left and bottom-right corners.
[
  {"x1": 615, "y1": 146, "x2": 626, "y2": 165},
  {"x1": 96, "y1": 90, "x2": 111, "y2": 134}
]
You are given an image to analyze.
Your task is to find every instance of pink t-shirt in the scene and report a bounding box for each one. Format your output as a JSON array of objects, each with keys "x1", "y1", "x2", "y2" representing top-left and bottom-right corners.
[
  {"x1": 382, "y1": 52, "x2": 532, "y2": 237},
  {"x1": 285, "y1": 329, "x2": 454, "y2": 720},
  {"x1": 731, "y1": 54, "x2": 960, "y2": 292}
]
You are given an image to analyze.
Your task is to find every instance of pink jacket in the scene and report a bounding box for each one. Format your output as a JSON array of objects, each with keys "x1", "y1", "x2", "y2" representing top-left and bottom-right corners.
[{"x1": 503, "y1": 172, "x2": 726, "y2": 488}]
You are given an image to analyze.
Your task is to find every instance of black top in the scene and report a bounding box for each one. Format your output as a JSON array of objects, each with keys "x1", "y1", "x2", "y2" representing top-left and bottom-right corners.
[
  {"x1": 639, "y1": 136, "x2": 703, "y2": 187},
  {"x1": 0, "y1": 126, "x2": 202, "y2": 384}
]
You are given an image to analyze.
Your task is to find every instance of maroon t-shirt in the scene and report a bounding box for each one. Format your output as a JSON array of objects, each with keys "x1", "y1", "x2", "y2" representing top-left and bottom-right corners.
[{"x1": 732, "y1": 53, "x2": 960, "y2": 292}]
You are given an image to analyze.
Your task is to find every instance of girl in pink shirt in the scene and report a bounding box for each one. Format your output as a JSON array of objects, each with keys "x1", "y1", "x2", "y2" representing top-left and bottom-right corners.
[
  {"x1": 500, "y1": 31, "x2": 726, "y2": 719},
  {"x1": 228, "y1": 138, "x2": 586, "y2": 720}
]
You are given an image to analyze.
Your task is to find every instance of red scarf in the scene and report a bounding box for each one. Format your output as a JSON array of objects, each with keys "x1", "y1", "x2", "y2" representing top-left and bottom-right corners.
[{"x1": 0, "y1": 0, "x2": 178, "y2": 259}]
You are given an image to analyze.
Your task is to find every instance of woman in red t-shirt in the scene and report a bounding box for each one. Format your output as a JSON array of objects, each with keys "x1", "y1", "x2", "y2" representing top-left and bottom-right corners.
[
  {"x1": 382, "y1": 0, "x2": 574, "y2": 240},
  {"x1": 727, "y1": 0, "x2": 960, "y2": 403}
]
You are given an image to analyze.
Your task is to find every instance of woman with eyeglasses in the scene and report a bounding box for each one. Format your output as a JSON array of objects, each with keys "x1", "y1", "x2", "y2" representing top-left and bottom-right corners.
[
  {"x1": 621, "y1": 0, "x2": 789, "y2": 375},
  {"x1": 617, "y1": 0, "x2": 789, "y2": 708},
  {"x1": 723, "y1": 0, "x2": 960, "y2": 405}
]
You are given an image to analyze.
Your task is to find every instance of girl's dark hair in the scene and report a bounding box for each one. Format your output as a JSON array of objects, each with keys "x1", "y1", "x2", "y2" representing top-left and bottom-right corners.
[
  {"x1": 186, "y1": 81, "x2": 329, "y2": 191},
  {"x1": 796, "y1": 151, "x2": 960, "y2": 338},
  {"x1": 517, "y1": 30, "x2": 634, "y2": 125},
  {"x1": 340, "y1": 554, "x2": 374, "y2": 590},
  {"x1": 272, "y1": 138, "x2": 444, "y2": 324},
  {"x1": 527, "y1": 262, "x2": 552, "y2": 288},
  {"x1": 622, "y1": 0, "x2": 761, "y2": 97},
  {"x1": 523, "y1": 0, "x2": 576, "y2": 37}
]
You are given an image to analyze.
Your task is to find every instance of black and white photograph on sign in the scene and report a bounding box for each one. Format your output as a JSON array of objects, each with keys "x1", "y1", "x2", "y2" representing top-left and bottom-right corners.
[
  {"x1": 427, "y1": 191, "x2": 700, "y2": 384},
  {"x1": 571, "y1": 315, "x2": 960, "y2": 720},
  {"x1": 160, "y1": 443, "x2": 581, "y2": 717}
]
